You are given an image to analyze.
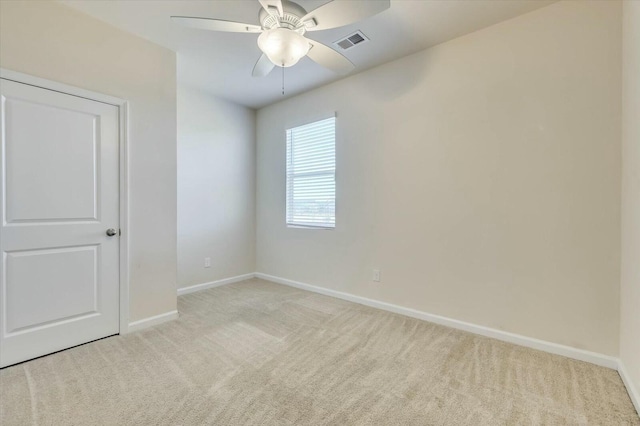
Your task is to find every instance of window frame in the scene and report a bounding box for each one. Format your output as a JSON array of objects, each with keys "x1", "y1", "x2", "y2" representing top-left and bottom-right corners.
[{"x1": 285, "y1": 115, "x2": 336, "y2": 230}]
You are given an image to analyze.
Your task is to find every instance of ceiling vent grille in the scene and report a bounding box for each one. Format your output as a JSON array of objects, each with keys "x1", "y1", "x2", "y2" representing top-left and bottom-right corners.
[{"x1": 333, "y1": 30, "x2": 369, "y2": 50}]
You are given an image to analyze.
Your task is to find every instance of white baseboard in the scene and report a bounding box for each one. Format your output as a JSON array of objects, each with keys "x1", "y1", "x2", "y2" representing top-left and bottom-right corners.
[
  {"x1": 254, "y1": 272, "x2": 619, "y2": 370},
  {"x1": 618, "y1": 360, "x2": 640, "y2": 416},
  {"x1": 177, "y1": 273, "x2": 256, "y2": 296},
  {"x1": 127, "y1": 310, "x2": 179, "y2": 333}
]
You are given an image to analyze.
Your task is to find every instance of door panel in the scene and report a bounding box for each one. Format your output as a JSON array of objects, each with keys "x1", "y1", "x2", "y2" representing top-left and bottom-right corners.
[
  {"x1": 5, "y1": 245, "x2": 99, "y2": 333},
  {"x1": 5, "y1": 98, "x2": 99, "y2": 223},
  {"x1": 0, "y1": 79, "x2": 120, "y2": 367}
]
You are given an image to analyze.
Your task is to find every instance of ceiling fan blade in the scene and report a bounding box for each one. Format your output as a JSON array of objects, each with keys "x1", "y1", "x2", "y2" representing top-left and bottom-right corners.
[
  {"x1": 302, "y1": 0, "x2": 390, "y2": 31},
  {"x1": 258, "y1": 0, "x2": 284, "y2": 17},
  {"x1": 252, "y1": 53, "x2": 276, "y2": 77},
  {"x1": 306, "y1": 40, "x2": 355, "y2": 74},
  {"x1": 171, "y1": 16, "x2": 262, "y2": 33}
]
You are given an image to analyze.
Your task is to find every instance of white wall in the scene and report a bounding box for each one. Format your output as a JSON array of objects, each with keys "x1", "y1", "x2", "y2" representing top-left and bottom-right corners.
[
  {"x1": 256, "y1": 0, "x2": 622, "y2": 355},
  {"x1": 177, "y1": 85, "x2": 255, "y2": 288},
  {"x1": 0, "y1": 1, "x2": 177, "y2": 323},
  {"x1": 620, "y1": 0, "x2": 640, "y2": 409}
]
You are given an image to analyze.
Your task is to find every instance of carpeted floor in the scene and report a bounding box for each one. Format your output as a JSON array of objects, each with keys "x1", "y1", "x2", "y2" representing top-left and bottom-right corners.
[{"x1": 1, "y1": 278, "x2": 638, "y2": 425}]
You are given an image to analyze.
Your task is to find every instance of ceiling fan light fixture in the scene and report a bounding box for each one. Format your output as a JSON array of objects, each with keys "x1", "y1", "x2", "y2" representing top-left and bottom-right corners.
[{"x1": 257, "y1": 28, "x2": 310, "y2": 67}]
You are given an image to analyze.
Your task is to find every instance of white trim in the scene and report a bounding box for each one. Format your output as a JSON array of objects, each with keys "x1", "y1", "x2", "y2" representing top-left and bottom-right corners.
[
  {"x1": 177, "y1": 273, "x2": 256, "y2": 296},
  {"x1": 255, "y1": 272, "x2": 619, "y2": 370},
  {"x1": 0, "y1": 69, "x2": 131, "y2": 335},
  {"x1": 0, "y1": 69, "x2": 125, "y2": 106},
  {"x1": 117, "y1": 102, "x2": 131, "y2": 334},
  {"x1": 618, "y1": 360, "x2": 640, "y2": 416},
  {"x1": 127, "y1": 310, "x2": 179, "y2": 333}
]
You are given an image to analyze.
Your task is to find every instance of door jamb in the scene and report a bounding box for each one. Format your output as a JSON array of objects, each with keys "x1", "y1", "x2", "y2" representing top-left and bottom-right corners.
[{"x1": 0, "y1": 68, "x2": 132, "y2": 334}]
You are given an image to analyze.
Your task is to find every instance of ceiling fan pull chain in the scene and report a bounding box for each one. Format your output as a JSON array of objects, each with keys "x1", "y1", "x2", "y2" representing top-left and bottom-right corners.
[{"x1": 282, "y1": 63, "x2": 285, "y2": 95}]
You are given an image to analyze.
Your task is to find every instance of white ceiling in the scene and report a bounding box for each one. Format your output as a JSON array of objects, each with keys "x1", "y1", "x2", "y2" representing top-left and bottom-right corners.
[{"x1": 59, "y1": 0, "x2": 556, "y2": 109}]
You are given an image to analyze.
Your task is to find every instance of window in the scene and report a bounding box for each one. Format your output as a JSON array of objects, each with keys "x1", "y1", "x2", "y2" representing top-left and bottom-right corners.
[{"x1": 286, "y1": 116, "x2": 336, "y2": 228}]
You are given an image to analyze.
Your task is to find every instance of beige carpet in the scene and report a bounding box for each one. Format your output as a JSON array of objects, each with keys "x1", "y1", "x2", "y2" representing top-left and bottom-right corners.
[{"x1": 1, "y1": 278, "x2": 638, "y2": 425}]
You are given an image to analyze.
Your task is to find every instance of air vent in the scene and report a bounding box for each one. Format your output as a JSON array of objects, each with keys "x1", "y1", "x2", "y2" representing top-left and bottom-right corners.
[{"x1": 333, "y1": 30, "x2": 369, "y2": 51}]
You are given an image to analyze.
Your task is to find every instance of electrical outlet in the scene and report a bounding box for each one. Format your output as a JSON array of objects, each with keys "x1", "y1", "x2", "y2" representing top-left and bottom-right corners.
[
  {"x1": 373, "y1": 269, "x2": 380, "y2": 282},
  {"x1": 204, "y1": 257, "x2": 211, "y2": 268}
]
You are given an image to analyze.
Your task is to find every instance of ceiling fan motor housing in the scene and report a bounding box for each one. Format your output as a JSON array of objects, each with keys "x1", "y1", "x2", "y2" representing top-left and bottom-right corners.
[{"x1": 259, "y1": 0, "x2": 308, "y2": 33}]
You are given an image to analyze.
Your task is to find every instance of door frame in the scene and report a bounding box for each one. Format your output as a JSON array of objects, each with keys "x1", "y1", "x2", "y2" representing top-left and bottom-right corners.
[{"x1": 0, "y1": 68, "x2": 131, "y2": 334}]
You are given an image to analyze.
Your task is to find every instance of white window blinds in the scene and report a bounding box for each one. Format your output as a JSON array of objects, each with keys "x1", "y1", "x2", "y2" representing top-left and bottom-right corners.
[{"x1": 286, "y1": 116, "x2": 336, "y2": 228}]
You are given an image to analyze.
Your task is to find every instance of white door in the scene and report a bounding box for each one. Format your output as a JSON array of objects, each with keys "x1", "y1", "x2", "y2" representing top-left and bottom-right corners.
[{"x1": 0, "y1": 79, "x2": 120, "y2": 368}]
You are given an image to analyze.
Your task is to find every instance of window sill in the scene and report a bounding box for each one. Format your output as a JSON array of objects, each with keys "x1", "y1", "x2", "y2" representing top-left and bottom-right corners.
[{"x1": 286, "y1": 224, "x2": 335, "y2": 230}]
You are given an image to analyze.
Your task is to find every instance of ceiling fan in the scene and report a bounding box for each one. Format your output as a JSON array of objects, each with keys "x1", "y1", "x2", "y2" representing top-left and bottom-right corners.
[{"x1": 171, "y1": 0, "x2": 390, "y2": 77}]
